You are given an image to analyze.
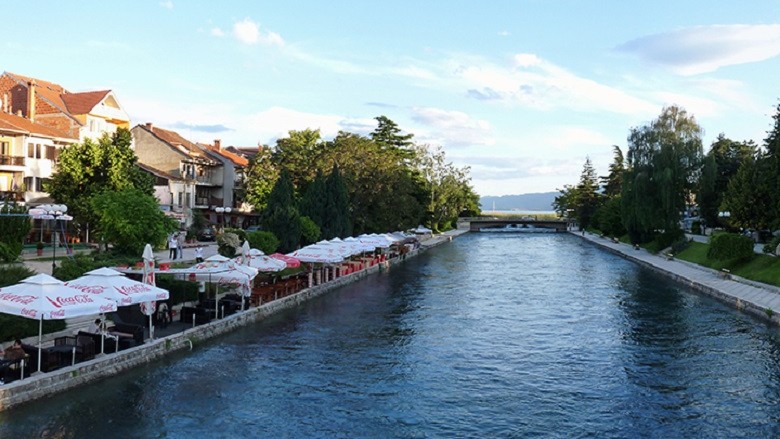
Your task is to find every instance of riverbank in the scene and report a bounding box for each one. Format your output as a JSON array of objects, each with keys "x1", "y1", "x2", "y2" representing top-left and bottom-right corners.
[
  {"x1": 0, "y1": 230, "x2": 467, "y2": 411},
  {"x1": 574, "y1": 230, "x2": 780, "y2": 325}
]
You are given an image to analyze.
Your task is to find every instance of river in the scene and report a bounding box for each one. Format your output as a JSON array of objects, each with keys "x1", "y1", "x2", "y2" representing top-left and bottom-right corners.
[{"x1": 2, "y1": 233, "x2": 780, "y2": 438}]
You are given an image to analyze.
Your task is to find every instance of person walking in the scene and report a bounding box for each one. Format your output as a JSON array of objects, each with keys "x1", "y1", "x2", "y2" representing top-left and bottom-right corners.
[
  {"x1": 195, "y1": 246, "x2": 204, "y2": 263},
  {"x1": 168, "y1": 234, "x2": 178, "y2": 260}
]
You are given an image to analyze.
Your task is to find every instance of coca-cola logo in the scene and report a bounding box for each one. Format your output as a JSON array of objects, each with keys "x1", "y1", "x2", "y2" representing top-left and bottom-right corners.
[
  {"x1": 100, "y1": 304, "x2": 115, "y2": 312},
  {"x1": 50, "y1": 309, "x2": 65, "y2": 318},
  {"x1": 66, "y1": 284, "x2": 106, "y2": 294},
  {"x1": 0, "y1": 292, "x2": 36, "y2": 305},
  {"x1": 46, "y1": 294, "x2": 94, "y2": 309},
  {"x1": 114, "y1": 285, "x2": 151, "y2": 296},
  {"x1": 156, "y1": 293, "x2": 167, "y2": 299},
  {"x1": 20, "y1": 308, "x2": 37, "y2": 318}
]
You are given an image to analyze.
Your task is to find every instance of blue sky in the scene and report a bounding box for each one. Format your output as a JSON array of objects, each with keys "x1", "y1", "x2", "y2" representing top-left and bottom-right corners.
[{"x1": 4, "y1": 1, "x2": 780, "y2": 196}]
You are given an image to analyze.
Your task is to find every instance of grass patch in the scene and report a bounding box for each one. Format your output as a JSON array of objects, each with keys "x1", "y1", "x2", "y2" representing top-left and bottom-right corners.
[{"x1": 676, "y1": 241, "x2": 780, "y2": 287}]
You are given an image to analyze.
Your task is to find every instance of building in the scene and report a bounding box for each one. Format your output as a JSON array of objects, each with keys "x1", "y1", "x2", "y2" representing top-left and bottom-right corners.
[
  {"x1": 0, "y1": 71, "x2": 130, "y2": 141},
  {"x1": 132, "y1": 123, "x2": 226, "y2": 228},
  {"x1": 196, "y1": 140, "x2": 259, "y2": 227},
  {"x1": 0, "y1": 110, "x2": 77, "y2": 204}
]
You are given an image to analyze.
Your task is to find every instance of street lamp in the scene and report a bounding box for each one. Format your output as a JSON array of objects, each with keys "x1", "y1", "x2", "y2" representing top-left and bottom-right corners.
[
  {"x1": 215, "y1": 206, "x2": 232, "y2": 229},
  {"x1": 38, "y1": 204, "x2": 68, "y2": 274}
]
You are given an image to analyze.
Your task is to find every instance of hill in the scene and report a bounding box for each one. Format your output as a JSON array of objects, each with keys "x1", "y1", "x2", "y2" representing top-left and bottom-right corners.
[{"x1": 480, "y1": 192, "x2": 557, "y2": 212}]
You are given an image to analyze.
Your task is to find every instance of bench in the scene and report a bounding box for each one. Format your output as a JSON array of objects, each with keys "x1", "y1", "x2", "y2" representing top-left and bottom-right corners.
[{"x1": 721, "y1": 268, "x2": 731, "y2": 280}]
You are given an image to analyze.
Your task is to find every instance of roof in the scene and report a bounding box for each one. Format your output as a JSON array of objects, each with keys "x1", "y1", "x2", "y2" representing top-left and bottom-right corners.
[
  {"x1": 61, "y1": 90, "x2": 111, "y2": 115},
  {"x1": 137, "y1": 124, "x2": 217, "y2": 163},
  {"x1": 199, "y1": 143, "x2": 249, "y2": 167},
  {"x1": 136, "y1": 162, "x2": 182, "y2": 181},
  {"x1": 225, "y1": 146, "x2": 259, "y2": 159},
  {"x1": 0, "y1": 111, "x2": 76, "y2": 140}
]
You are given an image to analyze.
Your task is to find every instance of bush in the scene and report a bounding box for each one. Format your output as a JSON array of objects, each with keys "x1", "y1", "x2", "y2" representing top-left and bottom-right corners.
[
  {"x1": 651, "y1": 229, "x2": 684, "y2": 253},
  {"x1": 247, "y1": 231, "x2": 279, "y2": 254},
  {"x1": 54, "y1": 252, "x2": 141, "y2": 281},
  {"x1": 763, "y1": 235, "x2": 780, "y2": 255},
  {"x1": 155, "y1": 275, "x2": 199, "y2": 306},
  {"x1": 299, "y1": 216, "x2": 320, "y2": 246},
  {"x1": 217, "y1": 232, "x2": 240, "y2": 258},
  {"x1": 0, "y1": 265, "x2": 65, "y2": 342},
  {"x1": 224, "y1": 228, "x2": 247, "y2": 243},
  {"x1": 691, "y1": 220, "x2": 702, "y2": 235},
  {"x1": 708, "y1": 233, "x2": 755, "y2": 261},
  {"x1": 0, "y1": 242, "x2": 18, "y2": 263},
  {"x1": 670, "y1": 238, "x2": 691, "y2": 255}
]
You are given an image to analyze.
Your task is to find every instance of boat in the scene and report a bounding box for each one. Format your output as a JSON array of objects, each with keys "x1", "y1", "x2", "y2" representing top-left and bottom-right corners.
[{"x1": 479, "y1": 223, "x2": 557, "y2": 233}]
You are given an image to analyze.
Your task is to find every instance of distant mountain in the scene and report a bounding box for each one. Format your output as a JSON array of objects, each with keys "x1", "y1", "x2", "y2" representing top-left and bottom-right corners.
[{"x1": 480, "y1": 192, "x2": 557, "y2": 212}]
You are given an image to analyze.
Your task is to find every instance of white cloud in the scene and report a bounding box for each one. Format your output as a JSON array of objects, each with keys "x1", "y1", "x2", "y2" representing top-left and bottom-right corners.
[
  {"x1": 232, "y1": 18, "x2": 284, "y2": 46},
  {"x1": 498, "y1": 30, "x2": 511, "y2": 37},
  {"x1": 159, "y1": 0, "x2": 173, "y2": 9},
  {"x1": 242, "y1": 107, "x2": 373, "y2": 143},
  {"x1": 211, "y1": 27, "x2": 225, "y2": 37},
  {"x1": 411, "y1": 107, "x2": 494, "y2": 147},
  {"x1": 459, "y1": 53, "x2": 658, "y2": 116},
  {"x1": 619, "y1": 24, "x2": 780, "y2": 75}
]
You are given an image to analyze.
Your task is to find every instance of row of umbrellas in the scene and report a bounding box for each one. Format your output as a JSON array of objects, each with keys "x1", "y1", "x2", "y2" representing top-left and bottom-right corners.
[{"x1": 287, "y1": 233, "x2": 407, "y2": 264}]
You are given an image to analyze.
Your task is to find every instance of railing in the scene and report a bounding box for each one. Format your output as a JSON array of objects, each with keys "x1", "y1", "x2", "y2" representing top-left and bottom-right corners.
[
  {"x1": 0, "y1": 191, "x2": 24, "y2": 202},
  {"x1": 0, "y1": 156, "x2": 25, "y2": 166}
]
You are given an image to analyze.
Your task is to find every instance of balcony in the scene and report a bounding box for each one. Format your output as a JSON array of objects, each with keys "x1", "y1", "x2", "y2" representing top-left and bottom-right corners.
[{"x1": 0, "y1": 156, "x2": 25, "y2": 167}]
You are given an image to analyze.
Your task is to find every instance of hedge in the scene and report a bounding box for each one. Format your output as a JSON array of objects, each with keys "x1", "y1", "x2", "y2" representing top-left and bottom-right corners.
[{"x1": 708, "y1": 233, "x2": 754, "y2": 261}]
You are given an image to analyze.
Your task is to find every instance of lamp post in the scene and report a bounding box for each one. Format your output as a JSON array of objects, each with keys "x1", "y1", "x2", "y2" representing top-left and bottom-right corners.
[
  {"x1": 215, "y1": 206, "x2": 232, "y2": 229},
  {"x1": 39, "y1": 204, "x2": 68, "y2": 274}
]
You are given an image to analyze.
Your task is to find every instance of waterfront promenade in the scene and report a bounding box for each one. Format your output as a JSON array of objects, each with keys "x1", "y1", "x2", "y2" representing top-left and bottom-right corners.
[{"x1": 576, "y1": 231, "x2": 780, "y2": 323}]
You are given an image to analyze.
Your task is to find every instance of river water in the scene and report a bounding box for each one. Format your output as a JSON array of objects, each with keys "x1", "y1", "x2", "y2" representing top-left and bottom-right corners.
[{"x1": 3, "y1": 233, "x2": 780, "y2": 438}]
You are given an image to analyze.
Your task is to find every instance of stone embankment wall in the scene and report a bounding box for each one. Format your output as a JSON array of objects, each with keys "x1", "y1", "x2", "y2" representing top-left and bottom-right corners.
[{"x1": 0, "y1": 235, "x2": 462, "y2": 411}]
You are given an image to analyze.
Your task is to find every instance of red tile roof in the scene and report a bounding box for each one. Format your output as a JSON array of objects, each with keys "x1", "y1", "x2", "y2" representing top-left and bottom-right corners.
[
  {"x1": 0, "y1": 111, "x2": 76, "y2": 140},
  {"x1": 200, "y1": 143, "x2": 249, "y2": 167},
  {"x1": 61, "y1": 90, "x2": 111, "y2": 115},
  {"x1": 139, "y1": 124, "x2": 215, "y2": 161}
]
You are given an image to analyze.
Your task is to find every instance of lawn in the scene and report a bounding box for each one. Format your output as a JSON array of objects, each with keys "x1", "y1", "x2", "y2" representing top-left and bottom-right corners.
[{"x1": 676, "y1": 241, "x2": 780, "y2": 287}]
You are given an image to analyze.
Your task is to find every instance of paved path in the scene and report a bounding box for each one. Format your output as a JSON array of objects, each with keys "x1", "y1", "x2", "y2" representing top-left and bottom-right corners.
[
  {"x1": 579, "y1": 231, "x2": 780, "y2": 316},
  {"x1": 21, "y1": 242, "x2": 221, "y2": 275}
]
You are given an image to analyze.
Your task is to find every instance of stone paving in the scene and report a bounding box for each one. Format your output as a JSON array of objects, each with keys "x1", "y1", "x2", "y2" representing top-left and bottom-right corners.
[{"x1": 577, "y1": 231, "x2": 780, "y2": 321}]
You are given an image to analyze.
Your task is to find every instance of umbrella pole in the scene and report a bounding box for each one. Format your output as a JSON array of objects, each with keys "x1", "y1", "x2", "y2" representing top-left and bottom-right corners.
[
  {"x1": 149, "y1": 313, "x2": 154, "y2": 340},
  {"x1": 37, "y1": 316, "x2": 42, "y2": 373}
]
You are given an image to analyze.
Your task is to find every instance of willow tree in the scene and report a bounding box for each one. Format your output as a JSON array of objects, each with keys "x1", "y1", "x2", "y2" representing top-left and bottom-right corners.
[{"x1": 622, "y1": 105, "x2": 703, "y2": 243}]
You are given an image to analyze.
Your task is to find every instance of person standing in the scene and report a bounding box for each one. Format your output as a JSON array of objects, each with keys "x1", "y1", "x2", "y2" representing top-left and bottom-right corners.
[
  {"x1": 168, "y1": 234, "x2": 178, "y2": 260},
  {"x1": 195, "y1": 245, "x2": 204, "y2": 263},
  {"x1": 177, "y1": 232, "x2": 185, "y2": 260}
]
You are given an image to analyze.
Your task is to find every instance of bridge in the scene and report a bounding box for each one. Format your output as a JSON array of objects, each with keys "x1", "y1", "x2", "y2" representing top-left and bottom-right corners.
[{"x1": 459, "y1": 217, "x2": 569, "y2": 232}]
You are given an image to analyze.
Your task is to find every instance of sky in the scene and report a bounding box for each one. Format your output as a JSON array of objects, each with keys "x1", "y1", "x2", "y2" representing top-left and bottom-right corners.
[{"x1": 3, "y1": 1, "x2": 780, "y2": 196}]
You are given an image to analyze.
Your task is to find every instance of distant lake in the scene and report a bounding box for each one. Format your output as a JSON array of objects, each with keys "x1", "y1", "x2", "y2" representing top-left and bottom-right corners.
[{"x1": 482, "y1": 210, "x2": 557, "y2": 216}]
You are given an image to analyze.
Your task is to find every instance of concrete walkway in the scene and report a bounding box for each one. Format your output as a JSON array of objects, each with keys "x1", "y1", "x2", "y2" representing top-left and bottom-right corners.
[
  {"x1": 578, "y1": 231, "x2": 780, "y2": 321},
  {"x1": 20, "y1": 242, "x2": 221, "y2": 275}
]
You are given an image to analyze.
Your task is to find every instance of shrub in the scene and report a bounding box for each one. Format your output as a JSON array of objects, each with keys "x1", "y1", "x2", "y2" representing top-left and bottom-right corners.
[
  {"x1": 691, "y1": 220, "x2": 702, "y2": 235},
  {"x1": 670, "y1": 238, "x2": 691, "y2": 255},
  {"x1": 651, "y1": 229, "x2": 684, "y2": 253},
  {"x1": 247, "y1": 231, "x2": 279, "y2": 254},
  {"x1": 155, "y1": 275, "x2": 199, "y2": 306},
  {"x1": 217, "y1": 232, "x2": 240, "y2": 257},
  {"x1": 708, "y1": 233, "x2": 755, "y2": 261},
  {"x1": 224, "y1": 228, "x2": 247, "y2": 243},
  {"x1": 0, "y1": 242, "x2": 18, "y2": 263},
  {"x1": 54, "y1": 252, "x2": 141, "y2": 281},
  {"x1": 299, "y1": 216, "x2": 320, "y2": 246},
  {"x1": 763, "y1": 235, "x2": 780, "y2": 255}
]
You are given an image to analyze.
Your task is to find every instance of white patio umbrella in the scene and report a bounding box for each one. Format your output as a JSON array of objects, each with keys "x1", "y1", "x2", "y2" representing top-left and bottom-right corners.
[
  {"x1": 0, "y1": 273, "x2": 118, "y2": 372},
  {"x1": 241, "y1": 241, "x2": 251, "y2": 266},
  {"x1": 140, "y1": 244, "x2": 157, "y2": 339},
  {"x1": 164, "y1": 255, "x2": 258, "y2": 313},
  {"x1": 240, "y1": 248, "x2": 286, "y2": 272},
  {"x1": 288, "y1": 245, "x2": 345, "y2": 264},
  {"x1": 344, "y1": 236, "x2": 379, "y2": 253},
  {"x1": 65, "y1": 266, "x2": 169, "y2": 345}
]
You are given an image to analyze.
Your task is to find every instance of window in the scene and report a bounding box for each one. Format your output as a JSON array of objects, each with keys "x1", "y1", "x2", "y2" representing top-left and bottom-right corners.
[
  {"x1": 177, "y1": 192, "x2": 183, "y2": 207},
  {"x1": 27, "y1": 143, "x2": 34, "y2": 158},
  {"x1": 46, "y1": 146, "x2": 57, "y2": 160},
  {"x1": 24, "y1": 177, "x2": 33, "y2": 192},
  {"x1": 185, "y1": 192, "x2": 191, "y2": 207},
  {"x1": 0, "y1": 141, "x2": 9, "y2": 156}
]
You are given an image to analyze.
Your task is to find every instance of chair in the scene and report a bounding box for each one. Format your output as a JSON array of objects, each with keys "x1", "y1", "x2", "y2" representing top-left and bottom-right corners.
[
  {"x1": 54, "y1": 336, "x2": 96, "y2": 364},
  {"x1": 21, "y1": 343, "x2": 59, "y2": 373},
  {"x1": 77, "y1": 331, "x2": 118, "y2": 354}
]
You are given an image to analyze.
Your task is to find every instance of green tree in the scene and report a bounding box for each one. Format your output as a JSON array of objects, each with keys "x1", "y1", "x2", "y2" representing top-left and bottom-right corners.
[
  {"x1": 698, "y1": 134, "x2": 757, "y2": 226},
  {"x1": 622, "y1": 105, "x2": 703, "y2": 243},
  {"x1": 272, "y1": 129, "x2": 325, "y2": 189},
  {"x1": 247, "y1": 231, "x2": 279, "y2": 255},
  {"x1": 47, "y1": 128, "x2": 153, "y2": 240},
  {"x1": 244, "y1": 146, "x2": 279, "y2": 212},
  {"x1": 91, "y1": 189, "x2": 178, "y2": 255},
  {"x1": 371, "y1": 115, "x2": 415, "y2": 160},
  {"x1": 0, "y1": 202, "x2": 31, "y2": 262},
  {"x1": 600, "y1": 146, "x2": 624, "y2": 198},
  {"x1": 574, "y1": 156, "x2": 602, "y2": 230},
  {"x1": 262, "y1": 170, "x2": 301, "y2": 252},
  {"x1": 553, "y1": 184, "x2": 576, "y2": 218},
  {"x1": 323, "y1": 164, "x2": 351, "y2": 238},
  {"x1": 300, "y1": 170, "x2": 327, "y2": 232},
  {"x1": 721, "y1": 155, "x2": 773, "y2": 231},
  {"x1": 299, "y1": 215, "x2": 321, "y2": 246}
]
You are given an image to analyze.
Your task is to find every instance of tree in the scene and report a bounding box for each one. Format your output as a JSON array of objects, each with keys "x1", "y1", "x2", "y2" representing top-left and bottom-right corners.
[
  {"x1": 622, "y1": 105, "x2": 703, "y2": 242},
  {"x1": 299, "y1": 216, "x2": 321, "y2": 246},
  {"x1": 574, "y1": 157, "x2": 602, "y2": 230},
  {"x1": 371, "y1": 115, "x2": 415, "y2": 160},
  {"x1": 262, "y1": 170, "x2": 301, "y2": 252},
  {"x1": 323, "y1": 164, "x2": 351, "y2": 238},
  {"x1": 0, "y1": 202, "x2": 31, "y2": 262},
  {"x1": 47, "y1": 128, "x2": 153, "y2": 240},
  {"x1": 698, "y1": 134, "x2": 757, "y2": 226},
  {"x1": 600, "y1": 146, "x2": 624, "y2": 198},
  {"x1": 272, "y1": 129, "x2": 325, "y2": 189},
  {"x1": 300, "y1": 170, "x2": 327, "y2": 233},
  {"x1": 91, "y1": 189, "x2": 178, "y2": 255},
  {"x1": 244, "y1": 146, "x2": 279, "y2": 212}
]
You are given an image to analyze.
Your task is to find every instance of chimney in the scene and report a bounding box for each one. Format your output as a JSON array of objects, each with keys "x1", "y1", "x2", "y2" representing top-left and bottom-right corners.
[
  {"x1": 145, "y1": 122, "x2": 153, "y2": 130},
  {"x1": 214, "y1": 139, "x2": 221, "y2": 149},
  {"x1": 2, "y1": 93, "x2": 7, "y2": 113},
  {"x1": 27, "y1": 80, "x2": 36, "y2": 121}
]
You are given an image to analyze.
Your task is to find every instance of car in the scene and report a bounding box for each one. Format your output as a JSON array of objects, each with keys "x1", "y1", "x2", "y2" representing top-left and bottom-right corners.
[
  {"x1": 244, "y1": 225, "x2": 262, "y2": 233},
  {"x1": 197, "y1": 227, "x2": 216, "y2": 241}
]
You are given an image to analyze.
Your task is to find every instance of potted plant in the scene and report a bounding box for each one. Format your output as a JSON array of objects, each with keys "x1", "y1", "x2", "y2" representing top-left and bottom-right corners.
[{"x1": 36, "y1": 241, "x2": 44, "y2": 256}]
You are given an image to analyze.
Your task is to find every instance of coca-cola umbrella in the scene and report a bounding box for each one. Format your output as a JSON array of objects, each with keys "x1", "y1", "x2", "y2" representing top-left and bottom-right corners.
[
  {"x1": 0, "y1": 273, "x2": 118, "y2": 372},
  {"x1": 164, "y1": 255, "x2": 258, "y2": 314},
  {"x1": 65, "y1": 266, "x2": 169, "y2": 345},
  {"x1": 239, "y1": 249, "x2": 286, "y2": 272},
  {"x1": 269, "y1": 253, "x2": 301, "y2": 269}
]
